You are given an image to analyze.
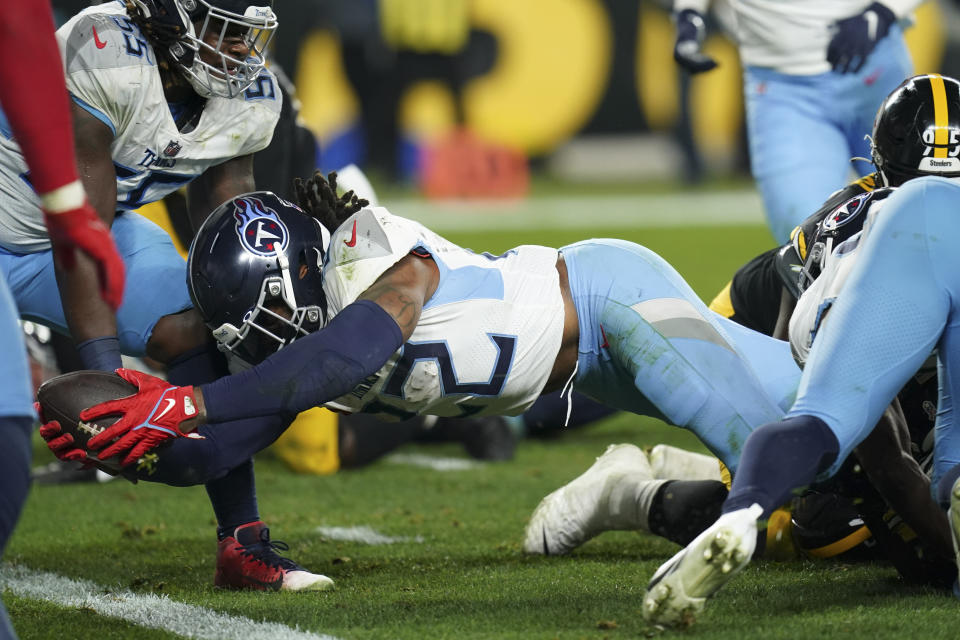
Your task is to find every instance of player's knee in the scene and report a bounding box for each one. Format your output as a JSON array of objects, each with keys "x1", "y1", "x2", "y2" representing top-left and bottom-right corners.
[
  {"x1": 936, "y1": 462, "x2": 960, "y2": 509},
  {"x1": 145, "y1": 308, "x2": 209, "y2": 364}
]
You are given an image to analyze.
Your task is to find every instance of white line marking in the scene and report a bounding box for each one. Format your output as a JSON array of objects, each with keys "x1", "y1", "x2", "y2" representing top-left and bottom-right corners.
[
  {"x1": 0, "y1": 564, "x2": 339, "y2": 640},
  {"x1": 384, "y1": 453, "x2": 483, "y2": 471},
  {"x1": 383, "y1": 190, "x2": 765, "y2": 233},
  {"x1": 315, "y1": 526, "x2": 424, "y2": 545}
]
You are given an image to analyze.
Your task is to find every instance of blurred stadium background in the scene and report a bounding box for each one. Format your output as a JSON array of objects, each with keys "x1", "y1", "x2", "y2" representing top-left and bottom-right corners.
[{"x1": 50, "y1": 0, "x2": 960, "y2": 203}]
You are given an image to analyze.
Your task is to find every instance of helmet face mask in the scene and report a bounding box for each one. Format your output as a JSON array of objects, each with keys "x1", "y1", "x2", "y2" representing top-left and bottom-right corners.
[
  {"x1": 178, "y1": 1, "x2": 277, "y2": 98},
  {"x1": 210, "y1": 270, "x2": 324, "y2": 365},
  {"x1": 129, "y1": 0, "x2": 277, "y2": 98},
  {"x1": 188, "y1": 192, "x2": 331, "y2": 366}
]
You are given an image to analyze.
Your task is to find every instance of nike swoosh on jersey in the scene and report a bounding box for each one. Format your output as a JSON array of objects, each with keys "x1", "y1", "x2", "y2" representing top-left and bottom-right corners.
[
  {"x1": 92, "y1": 25, "x2": 107, "y2": 49},
  {"x1": 344, "y1": 220, "x2": 358, "y2": 247},
  {"x1": 154, "y1": 398, "x2": 177, "y2": 421}
]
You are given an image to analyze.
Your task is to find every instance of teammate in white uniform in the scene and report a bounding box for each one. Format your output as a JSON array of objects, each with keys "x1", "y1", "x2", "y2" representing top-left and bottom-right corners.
[
  {"x1": 673, "y1": 0, "x2": 917, "y2": 242},
  {"x1": 18, "y1": 0, "x2": 332, "y2": 592}
]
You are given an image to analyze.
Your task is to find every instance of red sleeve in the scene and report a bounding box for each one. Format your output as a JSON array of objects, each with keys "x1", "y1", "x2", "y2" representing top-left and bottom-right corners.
[{"x1": 0, "y1": 2, "x2": 80, "y2": 195}]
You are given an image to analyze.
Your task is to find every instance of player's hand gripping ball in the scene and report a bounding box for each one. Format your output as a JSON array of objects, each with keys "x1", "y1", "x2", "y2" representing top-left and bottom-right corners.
[{"x1": 36, "y1": 370, "x2": 137, "y2": 472}]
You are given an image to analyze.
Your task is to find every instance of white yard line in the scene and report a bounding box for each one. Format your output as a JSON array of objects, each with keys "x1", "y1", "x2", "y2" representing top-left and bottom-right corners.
[
  {"x1": 0, "y1": 564, "x2": 339, "y2": 640},
  {"x1": 384, "y1": 190, "x2": 765, "y2": 233},
  {"x1": 315, "y1": 526, "x2": 423, "y2": 545},
  {"x1": 384, "y1": 453, "x2": 483, "y2": 471}
]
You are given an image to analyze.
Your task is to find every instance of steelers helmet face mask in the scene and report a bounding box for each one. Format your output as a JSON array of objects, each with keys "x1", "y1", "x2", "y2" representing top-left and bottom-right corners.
[{"x1": 871, "y1": 74, "x2": 960, "y2": 187}]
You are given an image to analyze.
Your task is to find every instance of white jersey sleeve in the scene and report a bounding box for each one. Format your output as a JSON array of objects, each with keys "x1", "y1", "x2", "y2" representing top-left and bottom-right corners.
[
  {"x1": 322, "y1": 207, "x2": 426, "y2": 313},
  {"x1": 321, "y1": 207, "x2": 565, "y2": 419}
]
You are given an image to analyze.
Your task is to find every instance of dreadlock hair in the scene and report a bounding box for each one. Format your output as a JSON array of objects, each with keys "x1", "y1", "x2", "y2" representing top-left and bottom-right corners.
[
  {"x1": 122, "y1": 1, "x2": 194, "y2": 93},
  {"x1": 293, "y1": 170, "x2": 370, "y2": 232}
]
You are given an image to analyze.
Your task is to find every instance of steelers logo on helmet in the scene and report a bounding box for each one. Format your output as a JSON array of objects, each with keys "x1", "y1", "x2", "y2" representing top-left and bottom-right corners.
[
  {"x1": 233, "y1": 197, "x2": 289, "y2": 257},
  {"x1": 871, "y1": 74, "x2": 960, "y2": 186}
]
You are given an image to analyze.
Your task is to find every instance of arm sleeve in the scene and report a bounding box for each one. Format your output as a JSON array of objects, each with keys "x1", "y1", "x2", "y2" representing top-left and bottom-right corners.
[
  {"x1": 0, "y1": 2, "x2": 79, "y2": 194},
  {"x1": 200, "y1": 300, "x2": 403, "y2": 423}
]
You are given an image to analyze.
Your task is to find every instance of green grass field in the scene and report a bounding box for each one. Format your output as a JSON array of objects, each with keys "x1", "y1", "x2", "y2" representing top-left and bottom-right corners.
[{"x1": 4, "y1": 205, "x2": 958, "y2": 639}]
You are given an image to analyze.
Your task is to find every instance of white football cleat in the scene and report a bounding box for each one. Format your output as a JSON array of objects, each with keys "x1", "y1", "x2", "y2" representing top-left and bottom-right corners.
[
  {"x1": 648, "y1": 444, "x2": 722, "y2": 481},
  {"x1": 523, "y1": 443, "x2": 657, "y2": 555},
  {"x1": 643, "y1": 503, "x2": 763, "y2": 628},
  {"x1": 950, "y1": 476, "x2": 960, "y2": 598}
]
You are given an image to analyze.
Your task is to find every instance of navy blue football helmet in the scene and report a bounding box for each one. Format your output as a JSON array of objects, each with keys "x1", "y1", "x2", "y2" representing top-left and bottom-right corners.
[
  {"x1": 128, "y1": 0, "x2": 277, "y2": 98},
  {"x1": 187, "y1": 191, "x2": 331, "y2": 365}
]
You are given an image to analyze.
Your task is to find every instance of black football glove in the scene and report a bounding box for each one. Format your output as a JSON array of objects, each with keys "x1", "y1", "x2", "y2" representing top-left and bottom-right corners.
[
  {"x1": 827, "y1": 2, "x2": 896, "y2": 74},
  {"x1": 673, "y1": 9, "x2": 718, "y2": 74}
]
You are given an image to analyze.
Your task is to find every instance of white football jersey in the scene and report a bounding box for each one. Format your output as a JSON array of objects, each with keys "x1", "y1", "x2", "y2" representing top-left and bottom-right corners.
[
  {"x1": 0, "y1": 2, "x2": 281, "y2": 252},
  {"x1": 322, "y1": 207, "x2": 565, "y2": 419},
  {"x1": 674, "y1": 0, "x2": 920, "y2": 74}
]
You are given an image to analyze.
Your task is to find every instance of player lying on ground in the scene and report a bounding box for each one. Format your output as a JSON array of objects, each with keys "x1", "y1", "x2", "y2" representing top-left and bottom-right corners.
[
  {"x1": 523, "y1": 75, "x2": 960, "y2": 593},
  {"x1": 640, "y1": 180, "x2": 960, "y2": 624},
  {"x1": 42, "y1": 171, "x2": 801, "y2": 541}
]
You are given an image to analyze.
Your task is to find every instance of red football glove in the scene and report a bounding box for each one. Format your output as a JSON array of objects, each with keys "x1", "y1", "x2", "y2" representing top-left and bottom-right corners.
[
  {"x1": 44, "y1": 201, "x2": 126, "y2": 311},
  {"x1": 82, "y1": 368, "x2": 200, "y2": 467},
  {"x1": 35, "y1": 401, "x2": 89, "y2": 464}
]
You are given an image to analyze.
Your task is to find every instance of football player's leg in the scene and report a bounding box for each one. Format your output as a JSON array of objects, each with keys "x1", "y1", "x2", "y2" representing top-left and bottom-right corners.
[
  {"x1": 0, "y1": 213, "x2": 196, "y2": 368},
  {"x1": 563, "y1": 240, "x2": 796, "y2": 471},
  {"x1": 524, "y1": 443, "x2": 665, "y2": 555},
  {"x1": 731, "y1": 178, "x2": 960, "y2": 516},
  {"x1": 745, "y1": 68, "x2": 851, "y2": 243},
  {"x1": 612, "y1": 262, "x2": 793, "y2": 471},
  {"x1": 0, "y1": 277, "x2": 34, "y2": 638}
]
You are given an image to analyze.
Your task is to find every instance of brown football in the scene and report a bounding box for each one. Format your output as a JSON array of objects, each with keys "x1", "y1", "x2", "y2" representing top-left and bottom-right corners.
[{"x1": 36, "y1": 370, "x2": 136, "y2": 471}]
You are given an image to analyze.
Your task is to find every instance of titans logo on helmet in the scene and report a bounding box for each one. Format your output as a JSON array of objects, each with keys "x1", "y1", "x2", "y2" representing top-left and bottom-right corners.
[
  {"x1": 233, "y1": 197, "x2": 289, "y2": 257},
  {"x1": 824, "y1": 192, "x2": 871, "y2": 232}
]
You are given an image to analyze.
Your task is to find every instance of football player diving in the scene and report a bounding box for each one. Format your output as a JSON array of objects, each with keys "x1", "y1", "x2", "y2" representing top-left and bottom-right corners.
[
  {"x1": 640, "y1": 77, "x2": 960, "y2": 625},
  {"x1": 521, "y1": 75, "x2": 960, "y2": 591},
  {"x1": 42, "y1": 169, "x2": 805, "y2": 586},
  {"x1": 6, "y1": 0, "x2": 332, "y2": 590},
  {"x1": 0, "y1": 1, "x2": 126, "y2": 637}
]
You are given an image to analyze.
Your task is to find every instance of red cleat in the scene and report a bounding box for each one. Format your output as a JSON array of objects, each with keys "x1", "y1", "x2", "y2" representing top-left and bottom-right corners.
[{"x1": 214, "y1": 521, "x2": 334, "y2": 591}]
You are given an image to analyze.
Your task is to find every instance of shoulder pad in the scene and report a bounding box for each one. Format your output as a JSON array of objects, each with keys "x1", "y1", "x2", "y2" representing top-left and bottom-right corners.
[
  {"x1": 328, "y1": 208, "x2": 396, "y2": 265},
  {"x1": 62, "y1": 12, "x2": 156, "y2": 74}
]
